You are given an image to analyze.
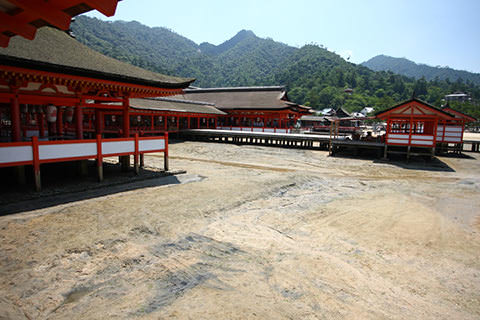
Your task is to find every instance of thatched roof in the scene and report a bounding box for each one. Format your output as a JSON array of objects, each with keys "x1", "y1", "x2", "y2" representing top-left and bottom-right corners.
[
  {"x1": 174, "y1": 86, "x2": 295, "y2": 110},
  {"x1": 300, "y1": 115, "x2": 326, "y2": 121},
  {"x1": 129, "y1": 98, "x2": 226, "y2": 115},
  {"x1": 0, "y1": 27, "x2": 194, "y2": 89}
]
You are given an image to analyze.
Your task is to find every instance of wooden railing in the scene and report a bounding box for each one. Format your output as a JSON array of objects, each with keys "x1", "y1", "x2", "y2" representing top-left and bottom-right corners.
[{"x1": 0, "y1": 133, "x2": 169, "y2": 190}]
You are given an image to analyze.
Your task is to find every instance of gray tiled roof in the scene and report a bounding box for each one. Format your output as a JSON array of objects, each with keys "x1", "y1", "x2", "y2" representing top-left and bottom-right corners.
[
  {"x1": 174, "y1": 86, "x2": 292, "y2": 110},
  {"x1": 129, "y1": 98, "x2": 226, "y2": 115}
]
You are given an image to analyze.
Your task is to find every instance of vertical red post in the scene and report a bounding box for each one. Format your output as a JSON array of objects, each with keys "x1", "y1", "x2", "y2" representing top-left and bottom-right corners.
[
  {"x1": 123, "y1": 96, "x2": 130, "y2": 137},
  {"x1": 95, "y1": 109, "x2": 103, "y2": 137},
  {"x1": 10, "y1": 93, "x2": 21, "y2": 141},
  {"x1": 188, "y1": 116, "x2": 191, "y2": 129},
  {"x1": 176, "y1": 116, "x2": 179, "y2": 131},
  {"x1": 75, "y1": 103, "x2": 83, "y2": 139},
  {"x1": 214, "y1": 117, "x2": 217, "y2": 129},
  {"x1": 197, "y1": 117, "x2": 200, "y2": 129},
  {"x1": 164, "y1": 116, "x2": 167, "y2": 132},
  {"x1": 164, "y1": 132, "x2": 169, "y2": 171},
  {"x1": 134, "y1": 133, "x2": 139, "y2": 175},
  {"x1": 96, "y1": 134, "x2": 103, "y2": 182},
  {"x1": 39, "y1": 112, "x2": 45, "y2": 138},
  {"x1": 32, "y1": 136, "x2": 41, "y2": 191},
  {"x1": 408, "y1": 116, "x2": 413, "y2": 146},
  {"x1": 57, "y1": 107, "x2": 64, "y2": 137}
]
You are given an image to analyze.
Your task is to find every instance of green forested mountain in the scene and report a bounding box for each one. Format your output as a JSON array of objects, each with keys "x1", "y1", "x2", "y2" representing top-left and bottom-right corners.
[
  {"x1": 362, "y1": 55, "x2": 480, "y2": 86},
  {"x1": 71, "y1": 16, "x2": 480, "y2": 118}
]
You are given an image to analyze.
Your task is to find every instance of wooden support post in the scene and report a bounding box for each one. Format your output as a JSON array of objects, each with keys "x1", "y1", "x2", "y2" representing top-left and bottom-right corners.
[
  {"x1": 406, "y1": 146, "x2": 411, "y2": 163},
  {"x1": 79, "y1": 160, "x2": 88, "y2": 176},
  {"x1": 120, "y1": 155, "x2": 130, "y2": 172},
  {"x1": 95, "y1": 109, "x2": 103, "y2": 137},
  {"x1": 32, "y1": 136, "x2": 41, "y2": 191},
  {"x1": 164, "y1": 132, "x2": 169, "y2": 171},
  {"x1": 96, "y1": 134, "x2": 103, "y2": 182},
  {"x1": 10, "y1": 92, "x2": 21, "y2": 142},
  {"x1": 75, "y1": 103, "x2": 83, "y2": 139},
  {"x1": 39, "y1": 112, "x2": 45, "y2": 138},
  {"x1": 134, "y1": 133, "x2": 139, "y2": 175},
  {"x1": 140, "y1": 153, "x2": 144, "y2": 168},
  {"x1": 57, "y1": 107, "x2": 64, "y2": 137},
  {"x1": 383, "y1": 145, "x2": 388, "y2": 160},
  {"x1": 123, "y1": 96, "x2": 130, "y2": 137}
]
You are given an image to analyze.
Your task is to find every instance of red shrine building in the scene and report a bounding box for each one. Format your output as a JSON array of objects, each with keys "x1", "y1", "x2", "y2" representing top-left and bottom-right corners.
[
  {"x1": 0, "y1": 26, "x2": 195, "y2": 190},
  {"x1": 376, "y1": 98, "x2": 469, "y2": 155},
  {"x1": 174, "y1": 86, "x2": 312, "y2": 133}
]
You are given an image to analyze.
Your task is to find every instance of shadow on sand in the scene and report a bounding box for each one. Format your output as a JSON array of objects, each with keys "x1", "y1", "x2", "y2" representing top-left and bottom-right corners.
[
  {"x1": 330, "y1": 149, "x2": 459, "y2": 172},
  {"x1": 0, "y1": 161, "x2": 187, "y2": 216}
]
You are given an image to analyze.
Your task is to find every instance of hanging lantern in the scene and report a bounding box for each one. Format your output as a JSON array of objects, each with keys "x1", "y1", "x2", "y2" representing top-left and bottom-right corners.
[
  {"x1": 158, "y1": 116, "x2": 163, "y2": 122},
  {"x1": 111, "y1": 115, "x2": 116, "y2": 122},
  {"x1": 137, "y1": 115, "x2": 141, "y2": 122},
  {"x1": 65, "y1": 107, "x2": 74, "y2": 122},
  {"x1": 46, "y1": 105, "x2": 57, "y2": 122}
]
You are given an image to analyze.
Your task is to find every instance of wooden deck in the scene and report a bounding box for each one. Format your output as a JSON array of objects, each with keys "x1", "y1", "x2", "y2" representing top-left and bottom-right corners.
[
  {"x1": 179, "y1": 129, "x2": 480, "y2": 158},
  {"x1": 180, "y1": 129, "x2": 331, "y2": 150}
]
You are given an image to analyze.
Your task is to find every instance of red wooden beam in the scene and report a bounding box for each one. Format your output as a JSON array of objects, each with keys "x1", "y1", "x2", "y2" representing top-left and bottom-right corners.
[
  {"x1": 82, "y1": 0, "x2": 118, "y2": 16},
  {"x1": 8, "y1": 0, "x2": 71, "y2": 30},
  {"x1": 0, "y1": 34, "x2": 10, "y2": 47},
  {"x1": 0, "y1": 11, "x2": 36, "y2": 40}
]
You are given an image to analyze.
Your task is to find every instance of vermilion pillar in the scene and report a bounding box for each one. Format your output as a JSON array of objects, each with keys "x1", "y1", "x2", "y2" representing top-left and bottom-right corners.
[
  {"x1": 123, "y1": 96, "x2": 130, "y2": 137},
  {"x1": 39, "y1": 112, "x2": 45, "y2": 138},
  {"x1": 95, "y1": 109, "x2": 103, "y2": 136},
  {"x1": 57, "y1": 107, "x2": 64, "y2": 137},
  {"x1": 75, "y1": 104, "x2": 83, "y2": 139},
  {"x1": 10, "y1": 93, "x2": 21, "y2": 141}
]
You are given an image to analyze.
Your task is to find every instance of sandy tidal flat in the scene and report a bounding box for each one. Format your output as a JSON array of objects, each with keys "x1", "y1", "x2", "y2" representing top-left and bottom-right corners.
[{"x1": 0, "y1": 141, "x2": 479, "y2": 319}]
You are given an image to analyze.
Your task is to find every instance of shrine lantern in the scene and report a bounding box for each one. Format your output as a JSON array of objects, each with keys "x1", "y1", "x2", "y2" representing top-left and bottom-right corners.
[{"x1": 46, "y1": 105, "x2": 57, "y2": 122}]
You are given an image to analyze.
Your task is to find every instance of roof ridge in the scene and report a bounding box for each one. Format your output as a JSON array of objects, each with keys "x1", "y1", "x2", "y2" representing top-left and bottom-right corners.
[
  {"x1": 185, "y1": 86, "x2": 286, "y2": 93},
  {"x1": 144, "y1": 97, "x2": 216, "y2": 106}
]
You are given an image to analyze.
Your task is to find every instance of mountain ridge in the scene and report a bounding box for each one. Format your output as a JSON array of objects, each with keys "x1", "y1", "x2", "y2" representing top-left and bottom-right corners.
[
  {"x1": 70, "y1": 16, "x2": 480, "y2": 118},
  {"x1": 362, "y1": 55, "x2": 480, "y2": 86}
]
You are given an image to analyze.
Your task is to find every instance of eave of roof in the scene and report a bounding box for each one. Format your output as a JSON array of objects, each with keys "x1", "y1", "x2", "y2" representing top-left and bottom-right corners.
[
  {"x1": 442, "y1": 107, "x2": 477, "y2": 122},
  {"x1": 128, "y1": 97, "x2": 226, "y2": 115},
  {"x1": 375, "y1": 98, "x2": 455, "y2": 119},
  {"x1": 0, "y1": 27, "x2": 195, "y2": 89},
  {"x1": 184, "y1": 86, "x2": 286, "y2": 93},
  {"x1": 0, "y1": 0, "x2": 121, "y2": 47}
]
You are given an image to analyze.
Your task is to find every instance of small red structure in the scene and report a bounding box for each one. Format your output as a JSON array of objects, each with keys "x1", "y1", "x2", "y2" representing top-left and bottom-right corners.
[
  {"x1": 376, "y1": 98, "x2": 467, "y2": 157},
  {"x1": 175, "y1": 86, "x2": 312, "y2": 133},
  {"x1": 100, "y1": 97, "x2": 226, "y2": 135}
]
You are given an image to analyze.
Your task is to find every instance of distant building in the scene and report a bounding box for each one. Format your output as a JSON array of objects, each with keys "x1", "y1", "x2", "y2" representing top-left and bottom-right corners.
[
  {"x1": 444, "y1": 92, "x2": 472, "y2": 103},
  {"x1": 360, "y1": 107, "x2": 374, "y2": 116},
  {"x1": 344, "y1": 88, "x2": 353, "y2": 95}
]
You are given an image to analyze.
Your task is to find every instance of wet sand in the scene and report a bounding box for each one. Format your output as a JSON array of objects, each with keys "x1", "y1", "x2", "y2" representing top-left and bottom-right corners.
[{"x1": 0, "y1": 141, "x2": 479, "y2": 319}]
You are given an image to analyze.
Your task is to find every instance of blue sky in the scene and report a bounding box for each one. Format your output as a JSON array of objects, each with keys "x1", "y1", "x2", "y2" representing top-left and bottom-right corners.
[{"x1": 86, "y1": 0, "x2": 480, "y2": 73}]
